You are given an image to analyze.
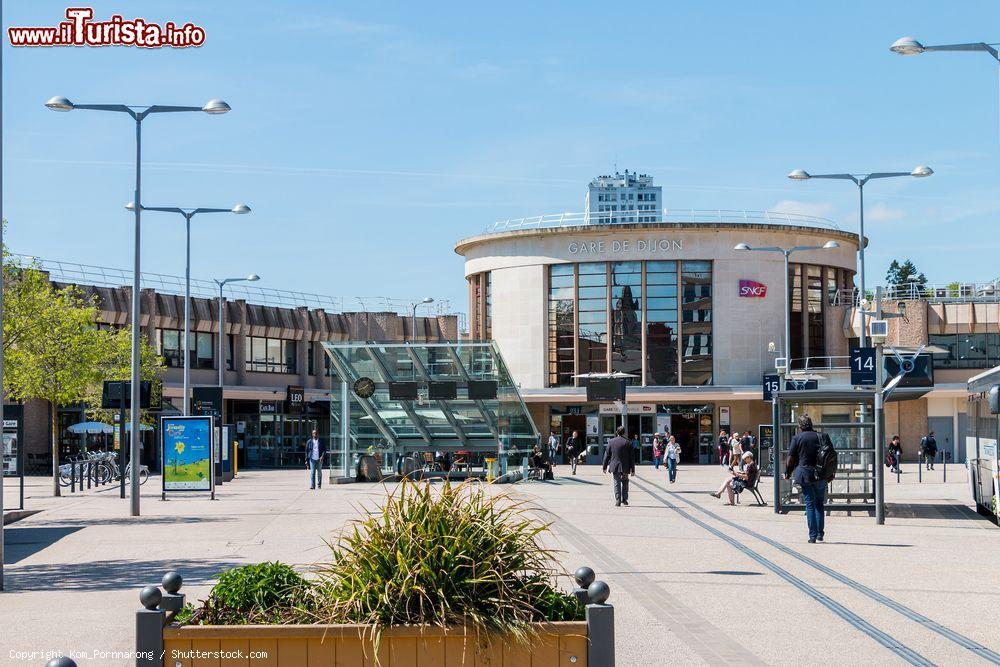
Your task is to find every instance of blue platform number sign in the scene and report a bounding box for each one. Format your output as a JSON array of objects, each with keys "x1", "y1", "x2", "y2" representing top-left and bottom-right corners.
[
  {"x1": 850, "y1": 347, "x2": 877, "y2": 386},
  {"x1": 162, "y1": 416, "x2": 213, "y2": 492}
]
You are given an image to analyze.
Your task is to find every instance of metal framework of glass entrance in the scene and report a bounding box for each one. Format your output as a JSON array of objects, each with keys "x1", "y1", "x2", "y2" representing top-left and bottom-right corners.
[{"x1": 322, "y1": 341, "x2": 539, "y2": 477}]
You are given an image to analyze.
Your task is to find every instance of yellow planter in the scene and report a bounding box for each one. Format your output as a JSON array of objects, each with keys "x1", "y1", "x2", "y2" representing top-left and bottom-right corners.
[{"x1": 162, "y1": 622, "x2": 589, "y2": 666}]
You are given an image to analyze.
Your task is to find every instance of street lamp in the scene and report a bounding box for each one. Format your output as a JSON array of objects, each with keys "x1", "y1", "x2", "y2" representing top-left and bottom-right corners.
[
  {"x1": 411, "y1": 297, "x2": 434, "y2": 342},
  {"x1": 47, "y1": 96, "x2": 230, "y2": 517},
  {"x1": 890, "y1": 36, "x2": 999, "y2": 62},
  {"x1": 128, "y1": 203, "x2": 251, "y2": 415},
  {"x1": 787, "y1": 166, "x2": 932, "y2": 345},
  {"x1": 214, "y1": 275, "x2": 260, "y2": 388},
  {"x1": 733, "y1": 241, "x2": 840, "y2": 372}
]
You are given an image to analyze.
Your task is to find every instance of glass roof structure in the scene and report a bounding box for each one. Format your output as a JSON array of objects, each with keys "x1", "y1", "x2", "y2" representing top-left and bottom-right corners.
[{"x1": 322, "y1": 341, "x2": 539, "y2": 476}]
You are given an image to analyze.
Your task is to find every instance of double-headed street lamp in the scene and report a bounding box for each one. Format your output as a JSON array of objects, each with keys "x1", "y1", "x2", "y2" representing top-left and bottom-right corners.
[
  {"x1": 411, "y1": 297, "x2": 434, "y2": 342},
  {"x1": 127, "y1": 203, "x2": 251, "y2": 414},
  {"x1": 787, "y1": 166, "x2": 933, "y2": 344},
  {"x1": 890, "y1": 37, "x2": 999, "y2": 62},
  {"x1": 733, "y1": 241, "x2": 840, "y2": 372},
  {"x1": 46, "y1": 95, "x2": 231, "y2": 516},
  {"x1": 214, "y1": 275, "x2": 260, "y2": 388}
]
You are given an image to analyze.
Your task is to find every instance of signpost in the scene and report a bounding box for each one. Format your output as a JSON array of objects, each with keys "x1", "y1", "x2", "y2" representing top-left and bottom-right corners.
[
  {"x1": 286, "y1": 385, "x2": 305, "y2": 414},
  {"x1": 161, "y1": 416, "x2": 214, "y2": 501},
  {"x1": 850, "y1": 347, "x2": 877, "y2": 386},
  {"x1": 103, "y1": 380, "x2": 152, "y2": 499},
  {"x1": 762, "y1": 374, "x2": 780, "y2": 402}
]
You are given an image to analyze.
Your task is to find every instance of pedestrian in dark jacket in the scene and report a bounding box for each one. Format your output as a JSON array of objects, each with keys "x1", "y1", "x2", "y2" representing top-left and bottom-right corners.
[
  {"x1": 921, "y1": 432, "x2": 938, "y2": 470},
  {"x1": 785, "y1": 415, "x2": 826, "y2": 543},
  {"x1": 565, "y1": 430, "x2": 581, "y2": 475},
  {"x1": 602, "y1": 426, "x2": 635, "y2": 507}
]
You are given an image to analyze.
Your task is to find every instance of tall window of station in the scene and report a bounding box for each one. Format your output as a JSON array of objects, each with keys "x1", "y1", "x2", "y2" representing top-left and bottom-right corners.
[
  {"x1": 611, "y1": 261, "x2": 642, "y2": 383},
  {"x1": 680, "y1": 261, "x2": 712, "y2": 385},
  {"x1": 578, "y1": 262, "x2": 609, "y2": 376},
  {"x1": 547, "y1": 264, "x2": 576, "y2": 387},
  {"x1": 645, "y1": 261, "x2": 678, "y2": 386}
]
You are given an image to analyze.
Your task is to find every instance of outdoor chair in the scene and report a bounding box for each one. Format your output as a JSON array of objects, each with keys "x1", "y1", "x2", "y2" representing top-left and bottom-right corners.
[{"x1": 735, "y1": 472, "x2": 766, "y2": 506}]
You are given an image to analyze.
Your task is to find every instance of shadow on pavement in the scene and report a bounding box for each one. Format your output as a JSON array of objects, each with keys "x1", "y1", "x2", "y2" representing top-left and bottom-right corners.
[
  {"x1": 888, "y1": 503, "x2": 989, "y2": 521},
  {"x1": 26, "y1": 515, "x2": 236, "y2": 528},
  {"x1": 4, "y1": 557, "x2": 243, "y2": 592},
  {"x1": 3, "y1": 526, "x2": 83, "y2": 564},
  {"x1": 824, "y1": 542, "x2": 913, "y2": 548}
]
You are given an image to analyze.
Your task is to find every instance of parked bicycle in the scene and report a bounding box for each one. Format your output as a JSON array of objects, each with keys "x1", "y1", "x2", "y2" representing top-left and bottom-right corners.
[{"x1": 58, "y1": 450, "x2": 148, "y2": 487}]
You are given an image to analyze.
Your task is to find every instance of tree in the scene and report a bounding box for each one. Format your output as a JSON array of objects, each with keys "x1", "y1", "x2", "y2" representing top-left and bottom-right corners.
[
  {"x1": 885, "y1": 259, "x2": 927, "y2": 294},
  {"x1": 4, "y1": 280, "x2": 109, "y2": 495},
  {"x1": 85, "y1": 326, "x2": 164, "y2": 427}
]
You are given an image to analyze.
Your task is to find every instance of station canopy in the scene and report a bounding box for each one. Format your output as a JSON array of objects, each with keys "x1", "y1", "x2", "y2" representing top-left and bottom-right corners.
[{"x1": 322, "y1": 341, "x2": 539, "y2": 461}]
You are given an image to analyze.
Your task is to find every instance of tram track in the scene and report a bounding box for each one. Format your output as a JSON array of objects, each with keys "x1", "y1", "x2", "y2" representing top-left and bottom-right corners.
[
  {"x1": 628, "y1": 477, "x2": 937, "y2": 667},
  {"x1": 633, "y1": 475, "x2": 1000, "y2": 665}
]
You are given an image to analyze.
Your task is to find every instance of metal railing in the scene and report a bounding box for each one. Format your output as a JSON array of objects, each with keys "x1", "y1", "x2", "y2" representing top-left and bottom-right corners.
[
  {"x1": 833, "y1": 282, "x2": 1000, "y2": 306},
  {"x1": 11, "y1": 254, "x2": 453, "y2": 316},
  {"x1": 485, "y1": 209, "x2": 841, "y2": 233},
  {"x1": 789, "y1": 356, "x2": 850, "y2": 371}
]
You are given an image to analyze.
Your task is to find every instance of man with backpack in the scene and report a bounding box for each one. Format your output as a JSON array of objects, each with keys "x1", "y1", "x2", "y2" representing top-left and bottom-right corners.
[
  {"x1": 784, "y1": 414, "x2": 837, "y2": 543},
  {"x1": 921, "y1": 431, "x2": 938, "y2": 470}
]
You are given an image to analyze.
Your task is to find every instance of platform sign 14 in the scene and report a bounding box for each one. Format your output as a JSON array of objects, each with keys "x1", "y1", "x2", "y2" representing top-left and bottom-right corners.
[{"x1": 850, "y1": 347, "x2": 877, "y2": 386}]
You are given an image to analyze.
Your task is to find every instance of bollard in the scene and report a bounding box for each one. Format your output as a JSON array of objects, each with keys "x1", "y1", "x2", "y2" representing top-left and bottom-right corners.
[
  {"x1": 87, "y1": 461, "x2": 92, "y2": 489},
  {"x1": 573, "y1": 566, "x2": 595, "y2": 606},
  {"x1": 136, "y1": 586, "x2": 165, "y2": 667},
  {"x1": 586, "y1": 580, "x2": 614, "y2": 667},
  {"x1": 943, "y1": 451, "x2": 948, "y2": 482},
  {"x1": 46, "y1": 657, "x2": 77, "y2": 667},
  {"x1": 159, "y1": 571, "x2": 185, "y2": 613},
  {"x1": 918, "y1": 454, "x2": 922, "y2": 483}
]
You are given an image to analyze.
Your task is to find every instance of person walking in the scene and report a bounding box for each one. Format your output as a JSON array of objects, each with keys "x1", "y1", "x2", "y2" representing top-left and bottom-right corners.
[
  {"x1": 652, "y1": 434, "x2": 663, "y2": 470},
  {"x1": 602, "y1": 426, "x2": 635, "y2": 507},
  {"x1": 566, "y1": 430, "x2": 581, "y2": 475},
  {"x1": 665, "y1": 435, "x2": 680, "y2": 483},
  {"x1": 921, "y1": 432, "x2": 938, "y2": 470},
  {"x1": 547, "y1": 432, "x2": 559, "y2": 465},
  {"x1": 718, "y1": 430, "x2": 730, "y2": 468},
  {"x1": 304, "y1": 428, "x2": 326, "y2": 490},
  {"x1": 740, "y1": 430, "x2": 752, "y2": 455},
  {"x1": 784, "y1": 414, "x2": 826, "y2": 543}
]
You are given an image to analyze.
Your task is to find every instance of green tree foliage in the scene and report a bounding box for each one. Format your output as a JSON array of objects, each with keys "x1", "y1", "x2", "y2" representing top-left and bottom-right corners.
[
  {"x1": 1, "y1": 243, "x2": 163, "y2": 495},
  {"x1": 3, "y1": 273, "x2": 108, "y2": 495},
  {"x1": 85, "y1": 325, "x2": 163, "y2": 426},
  {"x1": 885, "y1": 259, "x2": 927, "y2": 293}
]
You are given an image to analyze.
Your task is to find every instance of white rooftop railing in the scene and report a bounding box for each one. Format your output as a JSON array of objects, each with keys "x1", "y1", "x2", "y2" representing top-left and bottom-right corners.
[{"x1": 485, "y1": 209, "x2": 842, "y2": 233}]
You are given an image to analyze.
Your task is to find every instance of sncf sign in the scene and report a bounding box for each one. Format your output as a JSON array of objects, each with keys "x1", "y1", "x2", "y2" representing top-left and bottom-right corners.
[{"x1": 739, "y1": 280, "x2": 767, "y2": 298}]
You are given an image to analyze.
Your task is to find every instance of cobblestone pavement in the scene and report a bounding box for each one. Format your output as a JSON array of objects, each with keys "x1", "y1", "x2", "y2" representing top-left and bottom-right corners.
[{"x1": 1, "y1": 463, "x2": 996, "y2": 666}]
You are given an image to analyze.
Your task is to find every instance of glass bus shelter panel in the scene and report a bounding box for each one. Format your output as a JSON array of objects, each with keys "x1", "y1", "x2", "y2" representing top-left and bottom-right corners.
[{"x1": 776, "y1": 399, "x2": 875, "y2": 511}]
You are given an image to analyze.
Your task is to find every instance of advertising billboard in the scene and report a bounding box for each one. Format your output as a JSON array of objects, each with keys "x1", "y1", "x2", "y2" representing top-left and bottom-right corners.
[{"x1": 161, "y1": 416, "x2": 214, "y2": 493}]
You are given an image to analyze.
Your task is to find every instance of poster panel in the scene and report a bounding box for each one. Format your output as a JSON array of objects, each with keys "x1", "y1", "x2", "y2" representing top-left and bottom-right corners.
[{"x1": 162, "y1": 416, "x2": 213, "y2": 492}]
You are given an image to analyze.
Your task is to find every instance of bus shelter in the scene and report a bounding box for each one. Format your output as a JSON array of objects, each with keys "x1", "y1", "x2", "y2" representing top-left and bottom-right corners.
[
  {"x1": 773, "y1": 387, "x2": 931, "y2": 513},
  {"x1": 966, "y1": 366, "x2": 999, "y2": 522}
]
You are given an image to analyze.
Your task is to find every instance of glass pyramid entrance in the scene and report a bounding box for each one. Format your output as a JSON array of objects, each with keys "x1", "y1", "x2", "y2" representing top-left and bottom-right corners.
[{"x1": 322, "y1": 341, "x2": 539, "y2": 478}]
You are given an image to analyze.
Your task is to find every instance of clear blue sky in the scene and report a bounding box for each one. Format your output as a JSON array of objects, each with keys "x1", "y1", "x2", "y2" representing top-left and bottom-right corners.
[{"x1": 4, "y1": 1, "x2": 1000, "y2": 316}]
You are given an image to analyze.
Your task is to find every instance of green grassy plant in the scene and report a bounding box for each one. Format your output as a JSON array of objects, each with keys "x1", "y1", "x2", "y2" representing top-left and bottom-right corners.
[
  {"x1": 312, "y1": 479, "x2": 583, "y2": 641},
  {"x1": 185, "y1": 561, "x2": 316, "y2": 625}
]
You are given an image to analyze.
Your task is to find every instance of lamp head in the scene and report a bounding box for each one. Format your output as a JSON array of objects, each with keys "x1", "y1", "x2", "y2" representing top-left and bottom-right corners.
[
  {"x1": 822, "y1": 241, "x2": 840, "y2": 249},
  {"x1": 125, "y1": 202, "x2": 137, "y2": 211},
  {"x1": 246, "y1": 274, "x2": 260, "y2": 281},
  {"x1": 733, "y1": 243, "x2": 751, "y2": 251},
  {"x1": 911, "y1": 165, "x2": 933, "y2": 177},
  {"x1": 202, "y1": 99, "x2": 231, "y2": 114},
  {"x1": 231, "y1": 203, "x2": 251, "y2": 214},
  {"x1": 45, "y1": 96, "x2": 74, "y2": 111},
  {"x1": 890, "y1": 36, "x2": 925, "y2": 56},
  {"x1": 422, "y1": 297, "x2": 435, "y2": 304},
  {"x1": 787, "y1": 169, "x2": 811, "y2": 180}
]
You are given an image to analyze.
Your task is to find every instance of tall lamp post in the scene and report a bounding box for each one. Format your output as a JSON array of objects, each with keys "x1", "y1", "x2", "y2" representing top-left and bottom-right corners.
[
  {"x1": 46, "y1": 95, "x2": 231, "y2": 516},
  {"x1": 129, "y1": 203, "x2": 251, "y2": 414},
  {"x1": 733, "y1": 241, "x2": 840, "y2": 371},
  {"x1": 787, "y1": 166, "x2": 932, "y2": 345},
  {"x1": 214, "y1": 275, "x2": 260, "y2": 388},
  {"x1": 410, "y1": 297, "x2": 434, "y2": 342}
]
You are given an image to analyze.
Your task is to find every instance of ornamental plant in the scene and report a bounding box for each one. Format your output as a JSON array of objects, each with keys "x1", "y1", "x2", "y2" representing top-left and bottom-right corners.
[{"x1": 311, "y1": 479, "x2": 583, "y2": 643}]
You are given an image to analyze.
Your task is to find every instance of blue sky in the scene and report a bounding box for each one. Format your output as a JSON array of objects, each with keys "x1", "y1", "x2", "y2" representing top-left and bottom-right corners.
[{"x1": 3, "y1": 1, "x2": 1000, "y2": 316}]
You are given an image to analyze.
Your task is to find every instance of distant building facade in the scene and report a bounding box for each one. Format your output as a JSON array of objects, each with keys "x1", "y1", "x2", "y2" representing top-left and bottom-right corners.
[{"x1": 586, "y1": 170, "x2": 662, "y2": 224}]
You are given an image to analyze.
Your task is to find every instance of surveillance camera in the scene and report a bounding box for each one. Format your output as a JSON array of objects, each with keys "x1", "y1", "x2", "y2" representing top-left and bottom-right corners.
[
  {"x1": 860, "y1": 298, "x2": 870, "y2": 310},
  {"x1": 897, "y1": 301, "x2": 906, "y2": 311}
]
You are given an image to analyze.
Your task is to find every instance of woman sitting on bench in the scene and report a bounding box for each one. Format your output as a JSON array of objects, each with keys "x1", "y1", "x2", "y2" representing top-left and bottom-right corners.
[
  {"x1": 711, "y1": 451, "x2": 758, "y2": 505},
  {"x1": 530, "y1": 443, "x2": 553, "y2": 480}
]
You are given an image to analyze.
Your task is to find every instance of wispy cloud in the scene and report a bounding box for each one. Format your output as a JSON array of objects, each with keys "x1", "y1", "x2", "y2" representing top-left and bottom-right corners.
[
  {"x1": 769, "y1": 199, "x2": 835, "y2": 219},
  {"x1": 867, "y1": 202, "x2": 905, "y2": 222},
  {"x1": 274, "y1": 14, "x2": 395, "y2": 37}
]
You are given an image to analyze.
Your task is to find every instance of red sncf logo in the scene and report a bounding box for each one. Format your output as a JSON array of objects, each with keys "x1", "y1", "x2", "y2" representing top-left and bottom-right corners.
[{"x1": 739, "y1": 280, "x2": 767, "y2": 298}]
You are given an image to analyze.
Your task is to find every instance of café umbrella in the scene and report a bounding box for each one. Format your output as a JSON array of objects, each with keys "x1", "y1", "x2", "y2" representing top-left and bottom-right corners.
[{"x1": 65, "y1": 421, "x2": 114, "y2": 435}]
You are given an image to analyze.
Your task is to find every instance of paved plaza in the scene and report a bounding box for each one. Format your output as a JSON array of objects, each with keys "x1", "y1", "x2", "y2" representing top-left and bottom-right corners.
[{"x1": 2, "y1": 462, "x2": 998, "y2": 666}]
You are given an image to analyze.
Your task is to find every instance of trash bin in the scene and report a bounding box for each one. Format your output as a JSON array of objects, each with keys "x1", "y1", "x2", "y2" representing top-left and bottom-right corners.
[{"x1": 485, "y1": 457, "x2": 497, "y2": 482}]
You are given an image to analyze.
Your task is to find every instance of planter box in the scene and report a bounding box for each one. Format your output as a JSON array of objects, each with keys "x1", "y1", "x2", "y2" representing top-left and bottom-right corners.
[
  {"x1": 136, "y1": 569, "x2": 614, "y2": 667},
  {"x1": 162, "y1": 622, "x2": 589, "y2": 666}
]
